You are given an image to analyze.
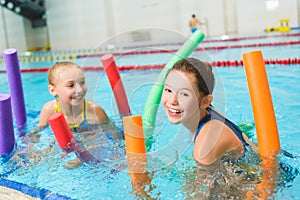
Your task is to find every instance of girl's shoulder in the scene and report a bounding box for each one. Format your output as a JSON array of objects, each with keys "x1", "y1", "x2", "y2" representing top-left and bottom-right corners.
[
  {"x1": 42, "y1": 100, "x2": 57, "y2": 112},
  {"x1": 38, "y1": 100, "x2": 57, "y2": 127},
  {"x1": 194, "y1": 119, "x2": 240, "y2": 164},
  {"x1": 86, "y1": 99, "x2": 109, "y2": 122},
  {"x1": 86, "y1": 99, "x2": 102, "y2": 110}
]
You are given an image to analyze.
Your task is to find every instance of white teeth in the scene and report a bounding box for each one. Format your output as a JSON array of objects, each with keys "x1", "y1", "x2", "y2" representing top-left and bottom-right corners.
[
  {"x1": 169, "y1": 108, "x2": 181, "y2": 114},
  {"x1": 72, "y1": 96, "x2": 81, "y2": 99}
]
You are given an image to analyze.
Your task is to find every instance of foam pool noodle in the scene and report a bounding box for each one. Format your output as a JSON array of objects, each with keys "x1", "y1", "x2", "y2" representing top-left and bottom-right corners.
[
  {"x1": 3, "y1": 48, "x2": 27, "y2": 127},
  {"x1": 101, "y1": 54, "x2": 131, "y2": 116},
  {"x1": 123, "y1": 115, "x2": 146, "y2": 155},
  {"x1": 242, "y1": 50, "x2": 280, "y2": 158},
  {"x1": 48, "y1": 112, "x2": 100, "y2": 164},
  {"x1": 123, "y1": 115, "x2": 150, "y2": 194},
  {"x1": 243, "y1": 50, "x2": 280, "y2": 199},
  {"x1": 0, "y1": 94, "x2": 15, "y2": 159}
]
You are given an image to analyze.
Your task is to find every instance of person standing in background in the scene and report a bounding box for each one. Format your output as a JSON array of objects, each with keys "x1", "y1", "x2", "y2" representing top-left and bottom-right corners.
[{"x1": 189, "y1": 14, "x2": 204, "y2": 33}]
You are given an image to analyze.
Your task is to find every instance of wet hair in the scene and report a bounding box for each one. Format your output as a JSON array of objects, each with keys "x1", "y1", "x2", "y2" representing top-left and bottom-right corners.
[
  {"x1": 48, "y1": 61, "x2": 82, "y2": 86},
  {"x1": 171, "y1": 58, "x2": 215, "y2": 96}
]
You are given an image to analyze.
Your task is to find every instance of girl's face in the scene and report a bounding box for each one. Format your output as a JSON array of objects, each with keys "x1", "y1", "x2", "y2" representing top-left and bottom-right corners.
[
  {"x1": 51, "y1": 67, "x2": 87, "y2": 106},
  {"x1": 162, "y1": 70, "x2": 201, "y2": 125}
]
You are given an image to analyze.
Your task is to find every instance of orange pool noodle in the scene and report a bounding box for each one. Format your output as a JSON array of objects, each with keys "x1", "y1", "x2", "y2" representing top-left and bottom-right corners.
[
  {"x1": 246, "y1": 158, "x2": 278, "y2": 199},
  {"x1": 242, "y1": 50, "x2": 280, "y2": 158},
  {"x1": 123, "y1": 115, "x2": 146, "y2": 154}
]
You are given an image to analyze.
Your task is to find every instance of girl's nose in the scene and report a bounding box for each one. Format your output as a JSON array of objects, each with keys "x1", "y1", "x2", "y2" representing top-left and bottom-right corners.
[
  {"x1": 74, "y1": 83, "x2": 83, "y2": 93},
  {"x1": 169, "y1": 93, "x2": 178, "y2": 105}
]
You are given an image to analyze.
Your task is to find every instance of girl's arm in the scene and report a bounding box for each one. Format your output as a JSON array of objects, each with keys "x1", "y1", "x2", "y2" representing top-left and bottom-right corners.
[
  {"x1": 27, "y1": 101, "x2": 55, "y2": 136},
  {"x1": 194, "y1": 120, "x2": 245, "y2": 165},
  {"x1": 38, "y1": 100, "x2": 56, "y2": 127}
]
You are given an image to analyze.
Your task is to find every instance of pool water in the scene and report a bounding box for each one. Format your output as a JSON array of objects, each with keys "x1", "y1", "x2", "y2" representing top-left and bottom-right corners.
[{"x1": 0, "y1": 31, "x2": 300, "y2": 199}]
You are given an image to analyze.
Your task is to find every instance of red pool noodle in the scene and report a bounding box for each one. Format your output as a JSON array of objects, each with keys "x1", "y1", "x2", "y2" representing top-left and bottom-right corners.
[
  {"x1": 48, "y1": 112, "x2": 74, "y2": 150},
  {"x1": 48, "y1": 112, "x2": 101, "y2": 164},
  {"x1": 100, "y1": 54, "x2": 131, "y2": 116}
]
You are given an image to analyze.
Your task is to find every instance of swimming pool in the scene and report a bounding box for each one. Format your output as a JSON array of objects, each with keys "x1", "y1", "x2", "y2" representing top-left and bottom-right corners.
[{"x1": 0, "y1": 30, "x2": 300, "y2": 199}]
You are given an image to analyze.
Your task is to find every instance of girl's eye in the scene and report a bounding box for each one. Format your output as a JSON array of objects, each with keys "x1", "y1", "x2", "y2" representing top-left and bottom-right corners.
[
  {"x1": 164, "y1": 88, "x2": 172, "y2": 93},
  {"x1": 66, "y1": 83, "x2": 74, "y2": 88},
  {"x1": 179, "y1": 92, "x2": 189, "y2": 97}
]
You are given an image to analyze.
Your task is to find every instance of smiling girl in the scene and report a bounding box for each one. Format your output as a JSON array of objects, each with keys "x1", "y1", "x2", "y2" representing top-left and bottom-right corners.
[
  {"x1": 161, "y1": 58, "x2": 255, "y2": 165},
  {"x1": 37, "y1": 61, "x2": 109, "y2": 131}
]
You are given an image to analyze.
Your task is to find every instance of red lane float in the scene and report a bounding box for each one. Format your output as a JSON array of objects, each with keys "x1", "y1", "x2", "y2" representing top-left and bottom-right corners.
[
  {"x1": 2, "y1": 33, "x2": 300, "y2": 64},
  {"x1": 124, "y1": 32, "x2": 300, "y2": 49},
  {"x1": 1, "y1": 57, "x2": 300, "y2": 74},
  {"x1": 101, "y1": 54, "x2": 131, "y2": 116},
  {"x1": 76, "y1": 40, "x2": 300, "y2": 57},
  {"x1": 15, "y1": 39, "x2": 293, "y2": 61},
  {"x1": 48, "y1": 112, "x2": 100, "y2": 163}
]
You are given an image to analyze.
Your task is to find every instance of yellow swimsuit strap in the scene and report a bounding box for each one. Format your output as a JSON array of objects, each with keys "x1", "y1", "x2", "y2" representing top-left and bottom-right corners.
[{"x1": 54, "y1": 100, "x2": 88, "y2": 129}]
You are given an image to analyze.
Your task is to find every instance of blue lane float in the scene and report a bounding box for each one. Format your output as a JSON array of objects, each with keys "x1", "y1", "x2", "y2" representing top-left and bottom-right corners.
[
  {"x1": 3, "y1": 48, "x2": 27, "y2": 127},
  {"x1": 0, "y1": 94, "x2": 15, "y2": 160}
]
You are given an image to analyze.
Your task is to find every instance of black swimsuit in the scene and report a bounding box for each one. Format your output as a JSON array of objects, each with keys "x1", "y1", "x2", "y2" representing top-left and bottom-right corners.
[{"x1": 194, "y1": 106, "x2": 249, "y2": 153}]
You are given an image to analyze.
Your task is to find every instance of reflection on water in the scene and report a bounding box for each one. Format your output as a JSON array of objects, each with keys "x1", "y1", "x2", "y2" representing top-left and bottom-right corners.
[
  {"x1": 0, "y1": 119, "x2": 299, "y2": 199},
  {"x1": 149, "y1": 146, "x2": 298, "y2": 200}
]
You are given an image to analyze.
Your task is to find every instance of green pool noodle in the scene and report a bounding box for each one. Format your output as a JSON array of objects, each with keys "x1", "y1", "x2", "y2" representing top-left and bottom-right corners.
[
  {"x1": 238, "y1": 122, "x2": 255, "y2": 139},
  {"x1": 142, "y1": 30, "x2": 205, "y2": 133}
]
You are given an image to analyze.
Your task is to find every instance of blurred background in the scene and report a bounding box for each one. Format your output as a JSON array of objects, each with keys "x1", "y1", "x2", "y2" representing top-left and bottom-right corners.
[{"x1": 0, "y1": 0, "x2": 299, "y2": 52}]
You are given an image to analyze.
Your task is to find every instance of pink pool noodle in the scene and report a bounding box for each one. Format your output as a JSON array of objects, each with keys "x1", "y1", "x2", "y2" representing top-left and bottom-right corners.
[
  {"x1": 3, "y1": 48, "x2": 26, "y2": 127},
  {"x1": 0, "y1": 94, "x2": 15, "y2": 155},
  {"x1": 100, "y1": 54, "x2": 131, "y2": 116}
]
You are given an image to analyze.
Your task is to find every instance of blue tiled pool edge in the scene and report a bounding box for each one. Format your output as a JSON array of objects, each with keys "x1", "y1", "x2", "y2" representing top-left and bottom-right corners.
[{"x1": 0, "y1": 178, "x2": 72, "y2": 199}]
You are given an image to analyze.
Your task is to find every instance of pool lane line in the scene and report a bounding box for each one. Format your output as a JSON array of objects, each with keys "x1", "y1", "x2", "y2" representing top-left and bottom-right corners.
[
  {"x1": 1, "y1": 57, "x2": 300, "y2": 74},
  {"x1": 1, "y1": 37, "x2": 300, "y2": 64},
  {"x1": 1, "y1": 56, "x2": 300, "y2": 74},
  {"x1": 124, "y1": 31, "x2": 300, "y2": 49},
  {"x1": 74, "y1": 39, "x2": 300, "y2": 58}
]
